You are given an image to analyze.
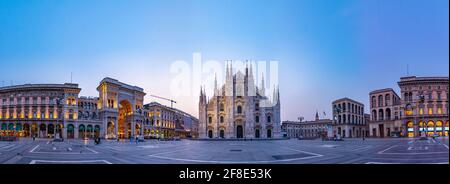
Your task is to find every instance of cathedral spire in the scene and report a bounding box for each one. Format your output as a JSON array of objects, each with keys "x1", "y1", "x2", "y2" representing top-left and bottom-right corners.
[
  {"x1": 226, "y1": 60, "x2": 229, "y2": 79},
  {"x1": 250, "y1": 61, "x2": 253, "y2": 78},
  {"x1": 260, "y1": 73, "x2": 265, "y2": 96},
  {"x1": 315, "y1": 110, "x2": 319, "y2": 121},
  {"x1": 214, "y1": 73, "x2": 218, "y2": 96}
]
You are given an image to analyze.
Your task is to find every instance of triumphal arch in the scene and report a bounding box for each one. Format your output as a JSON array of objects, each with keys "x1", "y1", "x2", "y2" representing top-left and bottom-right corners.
[{"x1": 97, "y1": 78, "x2": 146, "y2": 139}]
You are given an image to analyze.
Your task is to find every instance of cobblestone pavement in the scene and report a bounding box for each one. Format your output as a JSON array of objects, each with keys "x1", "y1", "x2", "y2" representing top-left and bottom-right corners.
[{"x1": 0, "y1": 137, "x2": 448, "y2": 164}]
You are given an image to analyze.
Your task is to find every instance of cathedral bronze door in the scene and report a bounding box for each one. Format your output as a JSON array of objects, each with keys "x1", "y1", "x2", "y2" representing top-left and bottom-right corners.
[
  {"x1": 208, "y1": 130, "x2": 213, "y2": 138},
  {"x1": 237, "y1": 125, "x2": 243, "y2": 138}
]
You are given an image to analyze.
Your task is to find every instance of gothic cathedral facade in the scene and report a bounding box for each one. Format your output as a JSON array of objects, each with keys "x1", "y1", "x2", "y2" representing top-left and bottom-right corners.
[{"x1": 198, "y1": 63, "x2": 281, "y2": 139}]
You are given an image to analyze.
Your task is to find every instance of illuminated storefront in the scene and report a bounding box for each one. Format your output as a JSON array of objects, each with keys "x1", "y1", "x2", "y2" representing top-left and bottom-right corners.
[{"x1": 407, "y1": 121, "x2": 414, "y2": 138}]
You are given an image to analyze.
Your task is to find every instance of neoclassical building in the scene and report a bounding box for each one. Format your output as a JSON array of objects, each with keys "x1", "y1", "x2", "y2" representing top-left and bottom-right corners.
[
  {"x1": 0, "y1": 83, "x2": 82, "y2": 138},
  {"x1": 0, "y1": 77, "x2": 197, "y2": 139},
  {"x1": 282, "y1": 113, "x2": 332, "y2": 139},
  {"x1": 143, "y1": 102, "x2": 198, "y2": 139},
  {"x1": 370, "y1": 76, "x2": 449, "y2": 137},
  {"x1": 369, "y1": 88, "x2": 403, "y2": 137},
  {"x1": 198, "y1": 63, "x2": 281, "y2": 139},
  {"x1": 98, "y1": 78, "x2": 146, "y2": 139}
]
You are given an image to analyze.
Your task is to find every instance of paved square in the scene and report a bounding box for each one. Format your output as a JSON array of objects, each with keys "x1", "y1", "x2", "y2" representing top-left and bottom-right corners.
[{"x1": 0, "y1": 137, "x2": 448, "y2": 164}]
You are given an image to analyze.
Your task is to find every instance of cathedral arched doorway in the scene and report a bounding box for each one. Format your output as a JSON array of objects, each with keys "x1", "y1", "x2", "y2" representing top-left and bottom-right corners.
[
  {"x1": 267, "y1": 129, "x2": 272, "y2": 138},
  {"x1": 219, "y1": 129, "x2": 225, "y2": 138},
  {"x1": 119, "y1": 100, "x2": 133, "y2": 139},
  {"x1": 236, "y1": 125, "x2": 243, "y2": 138},
  {"x1": 255, "y1": 129, "x2": 260, "y2": 138}
]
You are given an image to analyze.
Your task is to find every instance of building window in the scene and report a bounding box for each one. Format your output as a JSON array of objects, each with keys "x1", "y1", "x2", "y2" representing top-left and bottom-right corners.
[
  {"x1": 419, "y1": 108, "x2": 424, "y2": 115},
  {"x1": 385, "y1": 94, "x2": 390, "y2": 106},
  {"x1": 237, "y1": 106, "x2": 242, "y2": 114},
  {"x1": 267, "y1": 115, "x2": 271, "y2": 123},
  {"x1": 437, "y1": 107, "x2": 442, "y2": 114},
  {"x1": 255, "y1": 116, "x2": 259, "y2": 123},
  {"x1": 428, "y1": 108, "x2": 433, "y2": 115},
  {"x1": 220, "y1": 116, "x2": 224, "y2": 123},
  {"x1": 208, "y1": 116, "x2": 212, "y2": 124},
  {"x1": 371, "y1": 96, "x2": 376, "y2": 108}
]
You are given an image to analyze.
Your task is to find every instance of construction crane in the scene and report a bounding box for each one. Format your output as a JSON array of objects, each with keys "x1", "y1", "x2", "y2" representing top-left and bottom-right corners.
[{"x1": 150, "y1": 95, "x2": 177, "y2": 108}]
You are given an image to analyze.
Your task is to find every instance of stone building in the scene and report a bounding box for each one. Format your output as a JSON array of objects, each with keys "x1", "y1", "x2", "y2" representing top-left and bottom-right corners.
[
  {"x1": 282, "y1": 112, "x2": 332, "y2": 139},
  {"x1": 0, "y1": 83, "x2": 82, "y2": 138},
  {"x1": 369, "y1": 88, "x2": 403, "y2": 137},
  {"x1": 370, "y1": 76, "x2": 449, "y2": 137},
  {"x1": 198, "y1": 63, "x2": 281, "y2": 139},
  {"x1": 98, "y1": 78, "x2": 146, "y2": 139},
  {"x1": 76, "y1": 96, "x2": 102, "y2": 139},
  {"x1": 332, "y1": 98, "x2": 369, "y2": 138},
  {"x1": 143, "y1": 102, "x2": 195, "y2": 139},
  {"x1": 0, "y1": 77, "x2": 198, "y2": 140}
]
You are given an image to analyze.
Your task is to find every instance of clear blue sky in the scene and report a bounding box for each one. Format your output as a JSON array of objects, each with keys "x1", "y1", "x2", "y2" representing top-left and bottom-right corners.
[{"x1": 0, "y1": 0, "x2": 448, "y2": 121}]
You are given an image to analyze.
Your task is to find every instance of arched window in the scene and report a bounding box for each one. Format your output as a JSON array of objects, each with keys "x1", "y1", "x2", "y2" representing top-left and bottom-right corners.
[
  {"x1": 267, "y1": 115, "x2": 271, "y2": 123},
  {"x1": 208, "y1": 116, "x2": 212, "y2": 124},
  {"x1": 378, "y1": 109, "x2": 384, "y2": 121},
  {"x1": 382, "y1": 109, "x2": 389, "y2": 120},
  {"x1": 378, "y1": 95, "x2": 383, "y2": 107},
  {"x1": 385, "y1": 94, "x2": 390, "y2": 106},
  {"x1": 220, "y1": 116, "x2": 224, "y2": 123},
  {"x1": 255, "y1": 116, "x2": 259, "y2": 123},
  {"x1": 237, "y1": 106, "x2": 242, "y2": 114}
]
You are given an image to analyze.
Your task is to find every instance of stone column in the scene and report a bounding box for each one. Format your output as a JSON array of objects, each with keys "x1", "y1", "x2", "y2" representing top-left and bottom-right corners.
[
  {"x1": 132, "y1": 116, "x2": 136, "y2": 137},
  {"x1": 74, "y1": 124, "x2": 79, "y2": 139},
  {"x1": 141, "y1": 122, "x2": 144, "y2": 136},
  {"x1": 63, "y1": 125, "x2": 67, "y2": 139},
  {"x1": 45, "y1": 124, "x2": 48, "y2": 138},
  {"x1": 103, "y1": 115, "x2": 108, "y2": 139}
]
